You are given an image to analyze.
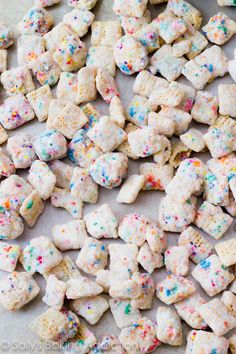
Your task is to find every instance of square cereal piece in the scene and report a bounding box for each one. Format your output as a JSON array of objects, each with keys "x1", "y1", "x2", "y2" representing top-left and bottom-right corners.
[
  {"x1": 0, "y1": 49, "x2": 7, "y2": 73},
  {"x1": 0, "y1": 271, "x2": 40, "y2": 312},
  {"x1": 0, "y1": 207, "x2": 24, "y2": 241},
  {"x1": 174, "y1": 293, "x2": 207, "y2": 330},
  {"x1": 131, "y1": 272, "x2": 155, "y2": 310},
  {"x1": 86, "y1": 46, "x2": 116, "y2": 76},
  {"x1": 137, "y1": 242, "x2": 163, "y2": 273},
  {"x1": 66, "y1": 277, "x2": 103, "y2": 299},
  {"x1": 202, "y1": 12, "x2": 236, "y2": 45},
  {"x1": 149, "y1": 44, "x2": 187, "y2": 81},
  {"x1": 87, "y1": 116, "x2": 126, "y2": 153},
  {"x1": 76, "y1": 67, "x2": 97, "y2": 105},
  {"x1": 26, "y1": 84, "x2": 53, "y2": 122},
  {"x1": 70, "y1": 167, "x2": 98, "y2": 204},
  {"x1": 192, "y1": 254, "x2": 234, "y2": 297},
  {"x1": 177, "y1": 27, "x2": 208, "y2": 60},
  {"x1": 194, "y1": 201, "x2": 233, "y2": 239},
  {"x1": 49, "y1": 160, "x2": 73, "y2": 189},
  {"x1": 43, "y1": 23, "x2": 74, "y2": 51},
  {"x1": 117, "y1": 123, "x2": 139, "y2": 160},
  {"x1": 91, "y1": 21, "x2": 122, "y2": 47},
  {"x1": 1, "y1": 66, "x2": 35, "y2": 96},
  {"x1": 109, "y1": 298, "x2": 141, "y2": 329},
  {"x1": 109, "y1": 243, "x2": 138, "y2": 276},
  {"x1": 118, "y1": 213, "x2": 150, "y2": 246},
  {"x1": 178, "y1": 226, "x2": 213, "y2": 264},
  {"x1": 43, "y1": 256, "x2": 81, "y2": 281},
  {"x1": 70, "y1": 296, "x2": 109, "y2": 325},
  {"x1": 113, "y1": 283, "x2": 143, "y2": 301},
  {"x1": 140, "y1": 162, "x2": 174, "y2": 191},
  {"x1": 215, "y1": 238, "x2": 236, "y2": 267},
  {"x1": 95, "y1": 68, "x2": 119, "y2": 103},
  {"x1": 119, "y1": 317, "x2": 161, "y2": 354},
  {"x1": 182, "y1": 60, "x2": 212, "y2": 90},
  {"x1": 47, "y1": 99, "x2": 68, "y2": 129},
  {"x1": 133, "y1": 70, "x2": 168, "y2": 98},
  {"x1": 52, "y1": 219, "x2": 88, "y2": 251},
  {"x1": 42, "y1": 274, "x2": 66, "y2": 310},
  {"x1": 156, "y1": 274, "x2": 196, "y2": 305},
  {"x1": 191, "y1": 90, "x2": 218, "y2": 125},
  {"x1": 145, "y1": 223, "x2": 166, "y2": 254},
  {"x1": 167, "y1": 0, "x2": 202, "y2": 29},
  {"x1": 118, "y1": 9, "x2": 151, "y2": 35},
  {"x1": 7, "y1": 133, "x2": 36, "y2": 169},
  {"x1": 52, "y1": 103, "x2": 88, "y2": 139},
  {"x1": 0, "y1": 23, "x2": 14, "y2": 49},
  {"x1": 199, "y1": 299, "x2": 236, "y2": 336},
  {"x1": 84, "y1": 203, "x2": 118, "y2": 239},
  {"x1": 0, "y1": 243, "x2": 20, "y2": 272},
  {"x1": 68, "y1": 0, "x2": 97, "y2": 10},
  {"x1": 0, "y1": 94, "x2": 35, "y2": 130},
  {"x1": 19, "y1": 190, "x2": 44, "y2": 227},
  {"x1": 154, "y1": 11, "x2": 187, "y2": 44},
  {"x1": 116, "y1": 174, "x2": 144, "y2": 204},
  {"x1": 173, "y1": 81, "x2": 196, "y2": 112},
  {"x1": 56, "y1": 72, "x2": 77, "y2": 103},
  {"x1": 180, "y1": 129, "x2": 205, "y2": 152},
  {"x1": 53, "y1": 34, "x2": 87, "y2": 72},
  {"x1": 148, "y1": 112, "x2": 175, "y2": 137},
  {"x1": 32, "y1": 130, "x2": 67, "y2": 162},
  {"x1": 76, "y1": 237, "x2": 108, "y2": 276},
  {"x1": 17, "y1": 35, "x2": 45, "y2": 66},
  {"x1": 21, "y1": 236, "x2": 62, "y2": 274},
  {"x1": 186, "y1": 330, "x2": 229, "y2": 354},
  {"x1": 127, "y1": 95, "x2": 150, "y2": 127},
  {"x1": 148, "y1": 84, "x2": 185, "y2": 110},
  {"x1": 156, "y1": 307, "x2": 183, "y2": 346},
  {"x1": 29, "y1": 308, "x2": 80, "y2": 344},
  {"x1": 29, "y1": 51, "x2": 61, "y2": 86},
  {"x1": 109, "y1": 96, "x2": 126, "y2": 128},
  {"x1": 63, "y1": 9, "x2": 94, "y2": 38},
  {"x1": 218, "y1": 84, "x2": 236, "y2": 118},
  {"x1": 134, "y1": 22, "x2": 160, "y2": 53},
  {"x1": 164, "y1": 246, "x2": 189, "y2": 276},
  {"x1": 28, "y1": 160, "x2": 56, "y2": 200},
  {"x1": 63, "y1": 323, "x2": 96, "y2": 354},
  {"x1": 221, "y1": 291, "x2": 236, "y2": 316},
  {"x1": 51, "y1": 187, "x2": 83, "y2": 219},
  {"x1": 18, "y1": 7, "x2": 53, "y2": 36},
  {"x1": 172, "y1": 39, "x2": 192, "y2": 58},
  {"x1": 113, "y1": 0, "x2": 148, "y2": 18}
]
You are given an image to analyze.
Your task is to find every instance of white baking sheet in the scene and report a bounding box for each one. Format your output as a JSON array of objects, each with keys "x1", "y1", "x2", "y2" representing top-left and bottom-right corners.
[{"x1": 0, "y1": 0, "x2": 235, "y2": 353}]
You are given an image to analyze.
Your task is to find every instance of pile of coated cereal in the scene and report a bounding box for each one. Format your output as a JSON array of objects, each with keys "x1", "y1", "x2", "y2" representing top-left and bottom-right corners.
[{"x1": 0, "y1": 0, "x2": 236, "y2": 353}]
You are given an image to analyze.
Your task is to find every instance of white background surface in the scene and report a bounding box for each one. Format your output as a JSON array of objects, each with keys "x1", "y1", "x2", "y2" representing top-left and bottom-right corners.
[{"x1": 0, "y1": 0, "x2": 235, "y2": 353}]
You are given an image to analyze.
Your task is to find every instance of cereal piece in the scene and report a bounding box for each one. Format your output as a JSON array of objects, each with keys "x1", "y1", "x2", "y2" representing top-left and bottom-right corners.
[
  {"x1": 0, "y1": 149, "x2": 15, "y2": 178},
  {"x1": 148, "y1": 112, "x2": 175, "y2": 138},
  {"x1": 186, "y1": 330, "x2": 229, "y2": 354},
  {"x1": 19, "y1": 190, "x2": 44, "y2": 227},
  {"x1": 179, "y1": 26, "x2": 208, "y2": 60},
  {"x1": 7, "y1": 133, "x2": 36, "y2": 169},
  {"x1": 230, "y1": 335, "x2": 236, "y2": 354},
  {"x1": 47, "y1": 99, "x2": 68, "y2": 129},
  {"x1": 70, "y1": 296, "x2": 109, "y2": 325},
  {"x1": 0, "y1": 208, "x2": 24, "y2": 241},
  {"x1": 57, "y1": 72, "x2": 77, "y2": 102},
  {"x1": 202, "y1": 12, "x2": 236, "y2": 45},
  {"x1": 199, "y1": 299, "x2": 236, "y2": 336},
  {"x1": 42, "y1": 275, "x2": 66, "y2": 310},
  {"x1": 1, "y1": 66, "x2": 35, "y2": 97},
  {"x1": 96, "y1": 68, "x2": 120, "y2": 103},
  {"x1": 128, "y1": 127, "x2": 166, "y2": 157},
  {"x1": 149, "y1": 44, "x2": 187, "y2": 81},
  {"x1": 167, "y1": 0, "x2": 202, "y2": 29},
  {"x1": 156, "y1": 274, "x2": 196, "y2": 305},
  {"x1": 156, "y1": 307, "x2": 182, "y2": 346},
  {"x1": 204, "y1": 126, "x2": 234, "y2": 158},
  {"x1": 52, "y1": 220, "x2": 87, "y2": 251},
  {"x1": 28, "y1": 160, "x2": 56, "y2": 200},
  {"x1": 68, "y1": 129, "x2": 103, "y2": 169},
  {"x1": 70, "y1": 167, "x2": 98, "y2": 204},
  {"x1": 192, "y1": 254, "x2": 234, "y2": 297},
  {"x1": 178, "y1": 226, "x2": 213, "y2": 264},
  {"x1": 0, "y1": 271, "x2": 39, "y2": 312},
  {"x1": 50, "y1": 160, "x2": 74, "y2": 189},
  {"x1": 221, "y1": 291, "x2": 236, "y2": 316},
  {"x1": 174, "y1": 293, "x2": 207, "y2": 330},
  {"x1": 91, "y1": 21, "x2": 122, "y2": 47},
  {"x1": 51, "y1": 187, "x2": 83, "y2": 219},
  {"x1": 157, "y1": 106, "x2": 192, "y2": 135},
  {"x1": 109, "y1": 96, "x2": 126, "y2": 128},
  {"x1": 66, "y1": 277, "x2": 103, "y2": 299},
  {"x1": 131, "y1": 272, "x2": 155, "y2": 310},
  {"x1": 159, "y1": 195, "x2": 196, "y2": 232},
  {"x1": 194, "y1": 201, "x2": 233, "y2": 239},
  {"x1": 76, "y1": 67, "x2": 97, "y2": 105},
  {"x1": 119, "y1": 317, "x2": 160, "y2": 354},
  {"x1": 90, "y1": 153, "x2": 128, "y2": 189},
  {"x1": 64, "y1": 323, "x2": 96, "y2": 354},
  {"x1": 30, "y1": 51, "x2": 61, "y2": 86},
  {"x1": 86, "y1": 46, "x2": 115, "y2": 76},
  {"x1": 127, "y1": 95, "x2": 150, "y2": 127},
  {"x1": 165, "y1": 246, "x2": 189, "y2": 276},
  {"x1": 215, "y1": 238, "x2": 236, "y2": 266},
  {"x1": 155, "y1": 11, "x2": 187, "y2": 44},
  {"x1": 43, "y1": 256, "x2": 81, "y2": 282},
  {"x1": 145, "y1": 223, "x2": 166, "y2": 254},
  {"x1": 63, "y1": 9, "x2": 94, "y2": 37},
  {"x1": 96, "y1": 270, "x2": 129, "y2": 293},
  {"x1": 134, "y1": 22, "x2": 160, "y2": 53},
  {"x1": 117, "y1": 123, "x2": 139, "y2": 160},
  {"x1": 17, "y1": 35, "x2": 45, "y2": 66},
  {"x1": 118, "y1": 213, "x2": 150, "y2": 246},
  {"x1": 29, "y1": 308, "x2": 79, "y2": 344},
  {"x1": 173, "y1": 81, "x2": 196, "y2": 112},
  {"x1": 0, "y1": 49, "x2": 7, "y2": 73},
  {"x1": 109, "y1": 279, "x2": 141, "y2": 299},
  {"x1": 109, "y1": 243, "x2": 138, "y2": 276},
  {"x1": 26, "y1": 85, "x2": 53, "y2": 122},
  {"x1": 68, "y1": 0, "x2": 97, "y2": 10},
  {"x1": 32, "y1": 130, "x2": 67, "y2": 162},
  {"x1": 219, "y1": 84, "x2": 236, "y2": 118},
  {"x1": 110, "y1": 298, "x2": 141, "y2": 329},
  {"x1": 182, "y1": 60, "x2": 212, "y2": 90},
  {"x1": 172, "y1": 39, "x2": 192, "y2": 57},
  {"x1": 0, "y1": 243, "x2": 20, "y2": 273},
  {"x1": 133, "y1": 70, "x2": 168, "y2": 98},
  {"x1": 0, "y1": 23, "x2": 14, "y2": 49},
  {"x1": 118, "y1": 9, "x2": 151, "y2": 35},
  {"x1": 204, "y1": 170, "x2": 228, "y2": 207},
  {"x1": 191, "y1": 90, "x2": 218, "y2": 125},
  {"x1": 18, "y1": 7, "x2": 53, "y2": 36},
  {"x1": 21, "y1": 236, "x2": 62, "y2": 274},
  {"x1": 113, "y1": 0, "x2": 148, "y2": 17},
  {"x1": 148, "y1": 84, "x2": 185, "y2": 110},
  {"x1": 117, "y1": 175, "x2": 144, "y2": 204},
  {"x1": 137, "y1": 242, "x2": 163, "y2": 273},
  {"x1": 113, "y1": 34, "x2": 148, "y2": 75},
  {"x1": 43, "y1": 23, "x2": 74, "y2": 51},
  {"x1": 140, "y1": 162, "x2": 174, "y2": 191},
  {"x1": 180, "y1": 129, "x2": 205, "y2": 152}
]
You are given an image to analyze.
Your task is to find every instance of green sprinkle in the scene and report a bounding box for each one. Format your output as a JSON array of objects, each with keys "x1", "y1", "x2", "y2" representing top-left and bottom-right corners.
[
  {"x1": 124, "y1": 304, "x2": 131, "y2": 315},
  {"x1": 26, "y1": 200, "x2": 33, "y2": 209}
]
